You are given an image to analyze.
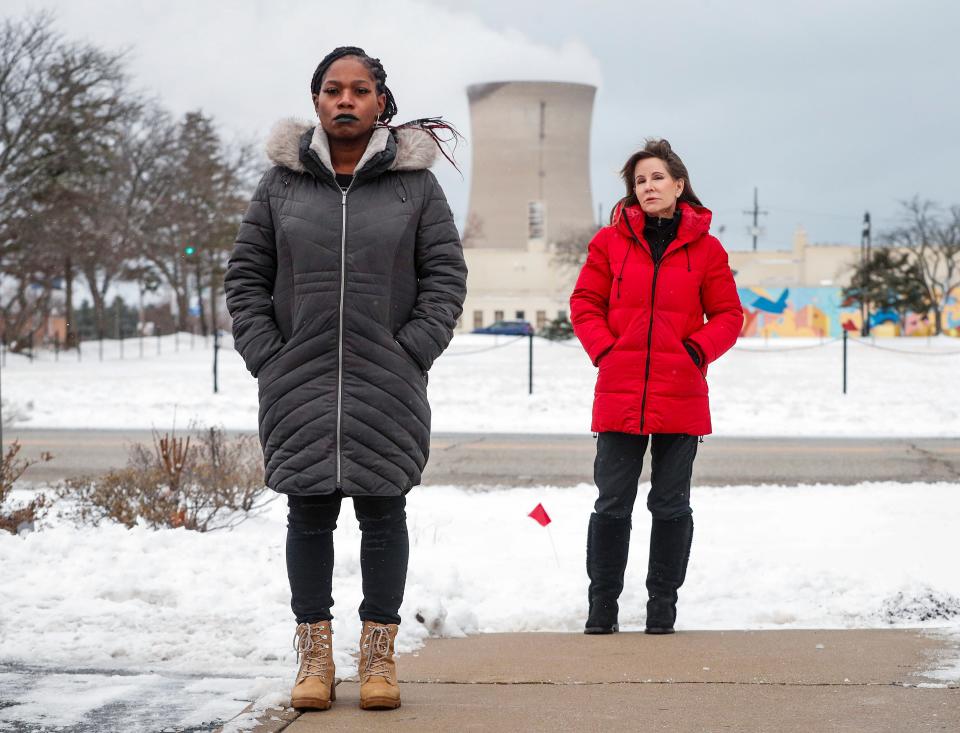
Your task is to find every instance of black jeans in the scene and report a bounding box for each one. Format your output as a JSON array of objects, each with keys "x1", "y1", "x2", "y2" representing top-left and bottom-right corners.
[
  {"x1": 594, "y1": 432, "x2": 698, "y2": 521},
  {"x1": 286, "y1": 492, "x2": 409, "y2": 625}
]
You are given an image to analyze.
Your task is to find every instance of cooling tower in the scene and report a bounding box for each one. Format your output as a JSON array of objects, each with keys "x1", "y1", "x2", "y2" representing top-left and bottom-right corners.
[{"x1": 464, "y1": 81, "x2": 596, "y2": 249}]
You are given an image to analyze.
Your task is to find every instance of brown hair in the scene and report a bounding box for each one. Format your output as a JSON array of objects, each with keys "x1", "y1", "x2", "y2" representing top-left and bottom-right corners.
[{"x1": 612, "y1": 138, "x2": 702, "y2": 222}]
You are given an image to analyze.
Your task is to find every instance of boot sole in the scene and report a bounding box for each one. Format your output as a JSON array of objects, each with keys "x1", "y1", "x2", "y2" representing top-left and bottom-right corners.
[
  {"x1": 292, "y1": 698, "x2": 333, "y2": 711},
  {"x1": 645, "y1": 627, "x2": 675, "y2": 635},
  {"x1": 292, "y1": 683, "x2": 336, "y2": 710},
  {"x1": 360, "y1": 697, "x2": 401, "y2": 710},
  {"x1": 584, "y1": 625, "x2": 619, "y2": 635}
]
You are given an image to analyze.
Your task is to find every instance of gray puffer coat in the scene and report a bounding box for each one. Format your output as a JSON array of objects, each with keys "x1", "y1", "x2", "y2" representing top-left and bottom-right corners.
[{"x1": 225, "y1": 119, "x2": 467, "y2": 496}]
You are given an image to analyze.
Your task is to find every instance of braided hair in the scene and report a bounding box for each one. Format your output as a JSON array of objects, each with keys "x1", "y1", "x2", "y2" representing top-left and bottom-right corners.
[
  {"x1": 310, "y1": 46, "x2": 398, "y2": 123},
  {"x1": 309, "y1": 46, "x2": 464, "y2": 172}
]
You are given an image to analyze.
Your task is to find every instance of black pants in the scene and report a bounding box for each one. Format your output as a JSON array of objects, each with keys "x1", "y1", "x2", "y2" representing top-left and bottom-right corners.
[
  {"x1": 594, "y1": 432, "x2": 698, "y2": 521},
  {"x1": 286, "y1": 492, "x2": 409, "y2": 626}
]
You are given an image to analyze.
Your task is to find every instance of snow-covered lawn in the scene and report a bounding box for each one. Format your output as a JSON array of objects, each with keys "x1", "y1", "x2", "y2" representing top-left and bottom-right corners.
[
  {"x1": 2, "y1": 481, "x2": 959, "y2": 730},
  {"x1": 3, "y1": 333, "x2": 960, "y2": 437}
]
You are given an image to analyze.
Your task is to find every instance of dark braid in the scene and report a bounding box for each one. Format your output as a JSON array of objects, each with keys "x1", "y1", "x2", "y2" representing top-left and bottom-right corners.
[{"x1": 309, "y1": 46, "x2": 398, "y2": 123}]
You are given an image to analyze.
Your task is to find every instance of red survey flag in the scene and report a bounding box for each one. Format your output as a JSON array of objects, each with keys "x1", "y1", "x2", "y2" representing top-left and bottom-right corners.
[{"x1": 528, "y1": 503, "x2": 552, "y2": 527}]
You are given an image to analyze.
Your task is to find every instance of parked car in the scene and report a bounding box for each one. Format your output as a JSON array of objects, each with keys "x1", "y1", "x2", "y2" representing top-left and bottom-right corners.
[{"x1": 472, "y1": 319, "x2": 534, "y2": 336}]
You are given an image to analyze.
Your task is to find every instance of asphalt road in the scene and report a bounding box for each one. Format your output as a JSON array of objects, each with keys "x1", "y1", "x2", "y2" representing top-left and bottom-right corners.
[{"x1": 6, "y1": 429, "x2": 960, "y2": 486}]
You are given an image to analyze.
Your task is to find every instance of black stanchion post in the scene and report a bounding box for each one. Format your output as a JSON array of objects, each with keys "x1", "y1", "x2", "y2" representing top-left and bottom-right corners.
[
  {"x1": 98, "y1": 329, "x2": 104, "y2": 362},
  {"x1": 54, "y1": 333, "x2": 60, "y2": 362},
  {"x1": 213, "y1": 329, "x2": 220, "y2": 394},
  {"x1": 528, "y1": 332, "x2": 534, "y2": 395},
  {"x1": 842, "y1": 329, "x2": 848, "y2": 395}
]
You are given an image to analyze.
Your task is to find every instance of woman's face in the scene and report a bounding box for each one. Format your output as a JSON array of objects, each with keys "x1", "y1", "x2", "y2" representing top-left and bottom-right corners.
[
  {"x1": 312, "y1": 56, "x2": 386, "y2": 142},
  {"x1": 633, "y1": 157, "x2": 684, "y2": 219}
]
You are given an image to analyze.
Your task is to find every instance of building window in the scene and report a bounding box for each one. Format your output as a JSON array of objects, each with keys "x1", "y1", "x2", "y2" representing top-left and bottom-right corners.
[
  {"x1": 528, "y1": 201, "x2": 545, "y2": 239},
  {"x1": 557, "y1": 309, "x2": 568, "y2": 321},
  {"x1": 515, "y1": 310, "x2": 525, "y2": 320},
  {"x1": 536, "y1": 310, "x2": 547, "y2": 330},
  {"x1": 494, "y1": 310, "x2": 504, "y2": 322},
  {"x1": 473, "y1": 310, "x2": 483, "y2": 329}
]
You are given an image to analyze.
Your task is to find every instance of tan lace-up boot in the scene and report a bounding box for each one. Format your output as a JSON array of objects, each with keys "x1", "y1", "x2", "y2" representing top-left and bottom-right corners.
[
  {"x1": 291, "y1": 621, "x2": 336, "y2": 710},
  {"x1": 358, "y1": 620, "x2": 400, "y2": 710}
]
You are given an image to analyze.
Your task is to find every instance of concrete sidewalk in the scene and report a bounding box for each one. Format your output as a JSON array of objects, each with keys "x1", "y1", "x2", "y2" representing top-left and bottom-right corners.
[{"x1": 222, "y1": 629, "x2": 959, "y2": 732}]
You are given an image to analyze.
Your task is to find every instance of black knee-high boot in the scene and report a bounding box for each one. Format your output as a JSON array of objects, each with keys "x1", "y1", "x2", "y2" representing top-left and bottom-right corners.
[
  {"x1": 645, "y1": 515, "x2": 694, "y2": 634},
  {"x1": 585, "y1": 513, "x2": 632, "y2": 634}
]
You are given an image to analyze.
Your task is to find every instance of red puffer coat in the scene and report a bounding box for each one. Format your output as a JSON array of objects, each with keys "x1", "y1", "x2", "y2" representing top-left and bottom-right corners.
[{"x1": 570, "y1": 201, "x2": 743, "y2": 436}]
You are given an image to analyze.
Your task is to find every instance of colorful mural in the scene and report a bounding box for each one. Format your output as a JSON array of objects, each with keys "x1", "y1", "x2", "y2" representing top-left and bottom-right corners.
[{"x1": 737, "y1": 286, "x2": 960, "y2": 338}]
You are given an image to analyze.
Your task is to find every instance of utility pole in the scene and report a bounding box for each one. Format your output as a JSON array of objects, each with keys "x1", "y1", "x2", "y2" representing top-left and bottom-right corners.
[
  {"x1": 743, "y1": 187, "x2": 768, "y2": 251},
  {"x1": 862, "y1": 211, "x2": 872, "y2": 261},
  {"x1": 861, "y1": 211, "x2": 872, "y2": 336}
]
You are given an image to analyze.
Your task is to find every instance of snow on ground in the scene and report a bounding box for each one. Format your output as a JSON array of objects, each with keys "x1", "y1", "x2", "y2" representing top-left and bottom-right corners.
[
  {"x1": 3, "y1": 333, "x2": 960, "y2": 437},
  {"x1": 2, "y1": 481, "x2": 959, "y2": 730}
]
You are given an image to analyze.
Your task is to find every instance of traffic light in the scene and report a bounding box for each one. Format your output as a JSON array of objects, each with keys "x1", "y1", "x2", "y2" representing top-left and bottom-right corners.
[{"x1": 184, "y1": 245, "x2": 196, "y2": 257}]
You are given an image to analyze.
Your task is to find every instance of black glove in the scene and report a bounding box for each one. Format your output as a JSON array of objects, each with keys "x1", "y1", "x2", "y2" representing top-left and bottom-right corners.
[{"x1": 683, "y1": 341, "x2": 702, "y2": 367}]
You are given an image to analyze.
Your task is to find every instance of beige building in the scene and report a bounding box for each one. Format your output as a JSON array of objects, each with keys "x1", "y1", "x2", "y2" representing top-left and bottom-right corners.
[
  {"x1": 461, "y1": 81, "x2": 596, "y2": 332},
  {"x1": 729, "y1": 227, "x2": 861, "y2": 289},
  {"x1": 461, "y1": 241, "x2": 580, "y2": 332}
]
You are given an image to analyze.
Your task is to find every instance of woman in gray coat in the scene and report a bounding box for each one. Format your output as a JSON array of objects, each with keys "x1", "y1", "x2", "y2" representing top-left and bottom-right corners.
[{"x1": 224, "y1": 46, "x2": 467, "y2": 712}]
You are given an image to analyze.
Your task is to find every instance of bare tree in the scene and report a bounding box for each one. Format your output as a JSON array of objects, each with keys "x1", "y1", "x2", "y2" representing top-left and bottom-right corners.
[
  {"x1": 884, "y1": 198, "x2": 960, "y2": 335},
  {"x1": 0, "y1": 12, "x2": 133, "y2": 346},
  {"x1": 550, "y1": 225, "x2": 600, "y2": 271},
  {"x1": 73, "y1": 106, "x2": 178, "y2": 336},
  {"x1": 140, "y1": 111, "x2": 251, "y2": 333},
  {"x1": 460, "y1": 212, "x2": 484, "y2": 249}
]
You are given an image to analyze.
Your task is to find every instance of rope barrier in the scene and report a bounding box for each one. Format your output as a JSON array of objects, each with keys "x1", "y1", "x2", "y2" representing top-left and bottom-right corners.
[
  {"x1": 444, "y1": 336, "x2": 527, "y2": 356},
  {"x1": 550, "y1": 339, "x2": 585, "y2": 350},
  {"x1": 847, "y1": 339, "x2": 960, "y2": 357},
  {"x1": 732, "y1": 338, "x2": 841, "y2": 353}
]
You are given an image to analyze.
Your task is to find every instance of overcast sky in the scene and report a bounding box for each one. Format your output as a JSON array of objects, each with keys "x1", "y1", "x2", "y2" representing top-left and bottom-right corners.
[{"x1": 13, "y1": 0, "x2": 960, "y2": 251}]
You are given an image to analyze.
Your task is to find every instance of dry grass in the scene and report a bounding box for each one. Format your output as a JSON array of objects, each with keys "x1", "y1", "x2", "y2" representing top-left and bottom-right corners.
[
  {"x1": 59, "y1": 425, "x2": 272, "y2": 532},
  {"x1": 0, "y1": 441, "x2": 52, "y2": 534}
]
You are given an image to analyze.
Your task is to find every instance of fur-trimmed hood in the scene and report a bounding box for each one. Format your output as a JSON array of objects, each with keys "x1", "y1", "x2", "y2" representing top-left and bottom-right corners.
[{"x1": 265, "y1": 117, "x2": 438, "y2": 177}]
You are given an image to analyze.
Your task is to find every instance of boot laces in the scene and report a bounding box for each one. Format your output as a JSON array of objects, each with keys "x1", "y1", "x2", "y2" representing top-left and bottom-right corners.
[
  {"x1": 293, "y1": 622, "x2": 331, "y2": 680},
  {"x1": 361, "y1": 625, "x2": 391, "y2": 679}
]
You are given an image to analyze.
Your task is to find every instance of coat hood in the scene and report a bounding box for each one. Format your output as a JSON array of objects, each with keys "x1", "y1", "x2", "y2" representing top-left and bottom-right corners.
[
  {"x1": 613, "y1": 201, "x2": 713, "y2": 246},
  {"x1": 265, "y1": 117, "x2": 439, "y2": 177}
]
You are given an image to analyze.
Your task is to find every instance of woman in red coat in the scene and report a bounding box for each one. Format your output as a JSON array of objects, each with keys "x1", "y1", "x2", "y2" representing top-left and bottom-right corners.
[{"x1": 571, "y1": 139, "x2": 742, "y2": 635}]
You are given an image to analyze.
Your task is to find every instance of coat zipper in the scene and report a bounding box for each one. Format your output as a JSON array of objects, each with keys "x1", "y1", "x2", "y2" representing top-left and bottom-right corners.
[
  {"x1": 638, "y1": 259, "x2": 660, "y2": 433},
  {"x1": 336, "y1": 183, "x2": 352, "y2": 488}
]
